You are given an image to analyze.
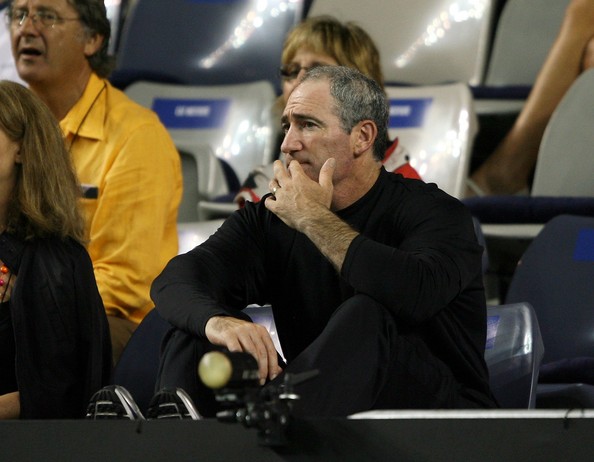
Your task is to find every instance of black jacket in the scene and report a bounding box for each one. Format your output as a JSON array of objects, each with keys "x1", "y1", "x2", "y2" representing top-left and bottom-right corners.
[{"x1": 0, "y1": 233, "x2": 112, "y2": 419}]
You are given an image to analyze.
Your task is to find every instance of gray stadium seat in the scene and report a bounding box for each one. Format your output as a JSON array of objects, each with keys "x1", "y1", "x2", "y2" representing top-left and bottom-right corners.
[
  {"x1": 125, "y1": 80, "x2": 277, "y2": 221},
  {"x1": 385, "y1": 82, "x2": 478, "y2": 198},
  {"x1": 308, "y1": 0, "x2": 496, "y2": 86}
]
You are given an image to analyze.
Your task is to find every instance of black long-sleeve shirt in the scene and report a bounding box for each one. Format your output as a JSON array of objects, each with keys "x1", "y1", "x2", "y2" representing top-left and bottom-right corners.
[{"x1": 152, "y1": 168, "x2": 492, "y2": 402}]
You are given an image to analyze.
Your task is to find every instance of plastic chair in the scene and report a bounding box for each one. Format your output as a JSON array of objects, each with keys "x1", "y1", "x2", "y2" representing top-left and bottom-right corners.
[
  {"x1": 0, "y1": 4, "x2": 25, "y2": 84},
  {"x1": 385, "y1": 82, "x2": 478, "y2": 198},
  {"x1": 125, "y1": 80, "x2": 277, "y2": 221},
  {"x1": 308, "y1": 0, "x2": 496, "y2": 86},
  {"x1": 472, "y1": 216, "x2": 489, "y2": 275},
  {"x1": 485, "y1": 302, "x2": 544, "y2": 408},
  {"x1": 464, "y1": 68, "x2": 594, "y2": 239},
  {"x1": 177, "y1": 219, "x2": 225, "y2": 255},
  {"x1": 111, "y1": 0, "x2": 304, "y2": 92},
  {"x1": 505, "y1": 215, "x2": 594, "y2": 408},
  {"x1": 483, "y1": 0, "x2": 569, "y2": 88},
  {"x1": 112, "y1": 309, "x2": 172, "y2": 414},
  {"x1": 474, "y1": 0, "x2": 570, "y2": 114},
  {"x1": 531, "y1": 68, "x2": 594, "y2": 198}
]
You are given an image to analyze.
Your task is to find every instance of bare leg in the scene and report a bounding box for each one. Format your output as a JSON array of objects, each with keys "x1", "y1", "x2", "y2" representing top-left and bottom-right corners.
[{"x1": 467, "y1": 0, "x2": 594, "y2": 197}]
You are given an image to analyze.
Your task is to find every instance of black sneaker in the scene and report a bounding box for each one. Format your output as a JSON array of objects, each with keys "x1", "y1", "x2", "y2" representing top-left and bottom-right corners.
[
  {"x1": 146, "y1": 387, "x2": 201, "y2": 420},
  {"x1": 86, "y1": 385, "x2": 145, "y2": 420}
]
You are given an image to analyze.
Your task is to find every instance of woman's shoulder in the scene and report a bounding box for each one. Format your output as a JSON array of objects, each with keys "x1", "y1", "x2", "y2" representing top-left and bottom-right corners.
[{"x1": 28, "y1": 236, "x2": 90, "y2": 265}]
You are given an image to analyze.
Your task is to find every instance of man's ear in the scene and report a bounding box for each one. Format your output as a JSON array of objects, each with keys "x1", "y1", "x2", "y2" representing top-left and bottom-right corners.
[
  {"x1": 84, "y1": 33, "x2": 104, "y2": 58},
  {"x1": 353, "y1": 120, "x2": 377, "y2": 157}
]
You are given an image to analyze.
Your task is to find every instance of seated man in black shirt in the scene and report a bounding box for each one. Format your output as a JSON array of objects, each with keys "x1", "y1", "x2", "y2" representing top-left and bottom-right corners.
[{"x1": 151, "y1": 66, "x2": 497, "y2": 417}]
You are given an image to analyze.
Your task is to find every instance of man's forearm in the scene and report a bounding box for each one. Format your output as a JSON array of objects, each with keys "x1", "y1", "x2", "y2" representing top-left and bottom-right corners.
[{"x1": 300, "y1": 206, "x2": 358, "y2": 272}]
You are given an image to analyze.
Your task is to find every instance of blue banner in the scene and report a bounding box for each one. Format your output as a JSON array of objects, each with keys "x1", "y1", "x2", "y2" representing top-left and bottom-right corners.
[
  {"x1": 389, "y1": 98, "x2": 432, "y2": 129},
  {"x1": 574, "y1": 229, "x2": 594, "y2": 261},
  {"x1": 152, "y1": 98, "x2": 231, "y2": 129}
]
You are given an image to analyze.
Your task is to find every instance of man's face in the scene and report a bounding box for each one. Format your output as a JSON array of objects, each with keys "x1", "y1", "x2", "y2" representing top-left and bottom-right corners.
[
  {"x1": 280, "y1": 78, "x2": 356, "y2": 184},
  {"x1": 9, "y1": 0, "x2": 98, "y2": 86}
]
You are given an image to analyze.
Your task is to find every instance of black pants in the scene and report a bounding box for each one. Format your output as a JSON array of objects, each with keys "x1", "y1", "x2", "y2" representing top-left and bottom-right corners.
[{"x1": 156, "y1": 294, "x2": 480, "y2": 417}]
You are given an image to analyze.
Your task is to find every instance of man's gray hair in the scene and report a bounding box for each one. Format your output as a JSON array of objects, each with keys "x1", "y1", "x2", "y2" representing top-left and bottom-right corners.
[{"x1": 301, "y1": 65, "x2": 389, "y2": 161}]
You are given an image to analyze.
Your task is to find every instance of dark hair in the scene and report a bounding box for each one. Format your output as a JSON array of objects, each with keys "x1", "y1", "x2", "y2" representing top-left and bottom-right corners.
[
  {"x1": 68, "y1": 0, "x2": 114, "y2": 77},
  {"x1": 302, "y1": 66, "x2": 389, "y2": 161}
]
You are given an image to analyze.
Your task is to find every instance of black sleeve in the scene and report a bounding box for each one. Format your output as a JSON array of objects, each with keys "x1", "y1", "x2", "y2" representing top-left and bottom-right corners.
[
  {"x1": 151, "y1": 204, "x2": 269, "y2": 337},
  {"x1": 342, "y1": 196, "x2": 483, "y2": 325}
]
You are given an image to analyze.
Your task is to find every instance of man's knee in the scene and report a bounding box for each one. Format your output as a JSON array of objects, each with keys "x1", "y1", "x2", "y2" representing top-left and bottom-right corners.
[{"x1": 330, "y1": 294, "x2": 396, "y2": 336}]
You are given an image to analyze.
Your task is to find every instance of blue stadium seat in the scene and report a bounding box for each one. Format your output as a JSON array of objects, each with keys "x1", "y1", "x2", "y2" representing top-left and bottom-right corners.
[
  {"x1": 111, "y1": 0, "x2": 305, "y2": 91},
  {"x1": 505, "y1": 215, "x2": 594, "y2": 408}
]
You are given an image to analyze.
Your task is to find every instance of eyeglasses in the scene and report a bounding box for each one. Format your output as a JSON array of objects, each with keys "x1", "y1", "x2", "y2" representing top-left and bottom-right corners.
[
  {"x1": 6, "y1": 9, "x2": 80, "y2": 29},
  {"x1": 279, "y1": 63, "x2": 325, "y2": 81}
]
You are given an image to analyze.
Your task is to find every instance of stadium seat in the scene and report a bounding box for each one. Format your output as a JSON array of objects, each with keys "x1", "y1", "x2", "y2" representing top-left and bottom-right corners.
[
  {"x1": 307, "y1": 0, "x2": 496, "y2": 86},
  {"x1": 505, "y1": 215, "x2": 594, "y2": 408},
  {"x1": 482, "y1": 0, "x2": 569, "y2": 88},
  {"x1": 465, "y1": 68, "x2": 594, "y2": 239},
  {"x1": 111, "y1": 0, "x2": 305, "y2": 92},
  {"x1": 485, "y1": 302, "x2": 544, "y2": 409},
  {"x1": 0, "y1": 3, "x2": 24, "y2": 84},
  {"x1": 112, "y1": 309, "x2": 172, "y2": 414},
  {"x1": 177, "y1": 219, "x2": 225, "y2": 255},
  {"x1": 472, "y1": 216, "x2": 489, "y2": 275},
  {"x1": 124, "y1": 80, "x2": 278, "y2": 221},
  {"x1": 531, "y1": 68, "x2": 594, "y2": 198},
  {"x1": 474, "y1": 0, "x2": 570, "y2": 114},
  {"x1": 244, "y1": 305, "x2": 285, "y2": 363},
  {"x1": 385, "y1": 82, "x2": 478, "y2": 198},
  {"x1": 104, "y1": 0, "x2": 127, "y2": 55}
]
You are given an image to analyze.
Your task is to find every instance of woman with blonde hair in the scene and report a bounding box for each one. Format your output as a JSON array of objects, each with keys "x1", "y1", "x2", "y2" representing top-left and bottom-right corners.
[{"x1": 0, "y1": 80, "x2": 111, "y2": 419}]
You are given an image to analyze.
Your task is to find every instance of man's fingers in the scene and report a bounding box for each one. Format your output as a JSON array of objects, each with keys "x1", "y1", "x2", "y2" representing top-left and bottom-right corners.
[{"x1": 319, "y1": 157, "x2": 336, "y2": 191}]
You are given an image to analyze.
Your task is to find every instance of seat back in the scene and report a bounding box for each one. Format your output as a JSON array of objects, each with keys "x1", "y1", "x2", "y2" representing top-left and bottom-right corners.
[
  {"x1": 385, "y1": 82, "x2": 478, "y2": 198},
  {"x1": 505, "y1": 215, "x2": 594, "y2": 364},
  {"x1": 0, "y1": 4, "x2": 24, "y2": 84},
  {"x1": 485, "y1": 302, "x2": 544, "y2": 408},
  {"x1": 112, "y1": 0, "x2": 304, "y2": 91},
  {"x1": 104, "y1": 0, "x2": 125, "y2": 55},
  {"x1": 112, "y1": 309, "x2": 172, "y2": 414},
  {"x1": 177, "y1": 219, "x2": 225, "y2": 255},
  {"x1": 308, "y1": 0, "x2": 496, "y2": 86},
  {"x1": 125, "y1": 80, "x2": 277, "y2": 220},
  {"x1": 177, "y1": 146, "x2": 229, "y2": 222},
  {"x1": 484, "y1": 0, "x2": 569, "y2": 88},
  {"x1": 531, "y1": 68, "x2": 594, "y2": 197},
  {"x1": 472, "y1": 216, "x2": 489, "y2": 275}
]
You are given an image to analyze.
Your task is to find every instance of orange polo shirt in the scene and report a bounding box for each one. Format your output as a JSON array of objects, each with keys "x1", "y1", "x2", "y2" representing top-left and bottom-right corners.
[{"x1": 60, "y1": 73, "x2": 182, "y2": 323}]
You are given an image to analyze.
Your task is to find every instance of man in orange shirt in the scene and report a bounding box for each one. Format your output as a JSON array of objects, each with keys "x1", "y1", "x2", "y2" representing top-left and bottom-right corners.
[{"x1": 8, "y1": 0, "x2": 182, "y2": 363}]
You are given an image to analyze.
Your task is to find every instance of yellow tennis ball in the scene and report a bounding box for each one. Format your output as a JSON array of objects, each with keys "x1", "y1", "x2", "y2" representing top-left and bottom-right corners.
[{"x1": 198, "y1": 351, "x2": 233, "y2": 389}]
